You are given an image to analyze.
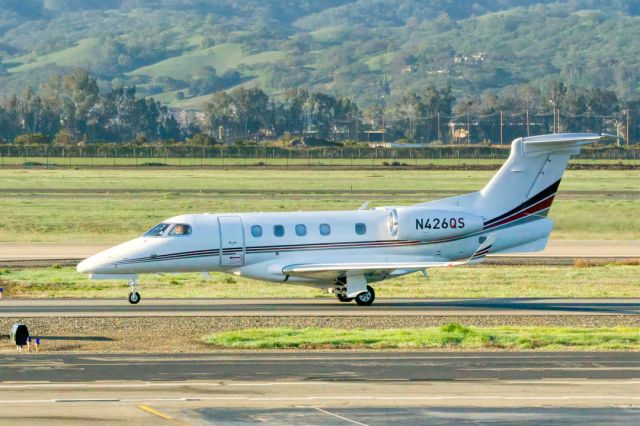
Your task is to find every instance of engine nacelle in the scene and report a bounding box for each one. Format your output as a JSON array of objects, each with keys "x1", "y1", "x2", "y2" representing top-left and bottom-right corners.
[{"x1": 388, "y1": 208, "x2": 484, "y2": 241}]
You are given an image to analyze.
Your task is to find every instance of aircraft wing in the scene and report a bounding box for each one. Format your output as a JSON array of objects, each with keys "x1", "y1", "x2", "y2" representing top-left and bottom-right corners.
[{"x1": 282, "y1": 235, "x2": 495, "y2": 281}]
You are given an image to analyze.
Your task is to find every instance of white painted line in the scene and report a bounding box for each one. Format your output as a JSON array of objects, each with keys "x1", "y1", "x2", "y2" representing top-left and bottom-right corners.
[
  {"x1": 506, "y1": 380, "x2": 640, "y2": 385},
  {"x1": 313, "y1": 406, "x2": 370, "y2": 426},
  {"x1": 231, "y1": 382, "x2": 330, "y2": 386},
  {"x1": 0, "y1": 381, "x2": 331, "y2": 389},
  {"x1": 2, "y1": 379, "x2": 640, "y2": 391},
  {"x1": 0, "y1": 382, "x2": 220, "y2": 389},
  {"x1": 468, "y1": 367, "x2": 640, "y2": 371},
  {"x1": 3, "y1": 395, "x2": 640, "y2": 404}
]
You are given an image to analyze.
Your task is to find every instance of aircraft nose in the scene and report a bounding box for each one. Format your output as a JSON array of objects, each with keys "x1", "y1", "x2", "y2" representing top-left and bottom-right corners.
[
  {"x1": 77, "y1": 254, "x2": 114, "y2": 274},
  {"x1": 77, "y1": 257, "x2": 97, "y2": 274}
]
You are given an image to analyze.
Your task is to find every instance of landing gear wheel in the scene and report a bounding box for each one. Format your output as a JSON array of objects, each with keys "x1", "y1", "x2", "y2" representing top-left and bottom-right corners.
[
  {"x1": 355, "y1": 286, "x2": 375, "y2": 306},
  {"x1": 128, "y1": 291, "x2": 141, "y2": 305},
  {"x1": 127, "y1": 279, "x2": 141, "y2": 304},
  {"x1": 336, "y1": 294, "x2": 354, "y2": 303}
]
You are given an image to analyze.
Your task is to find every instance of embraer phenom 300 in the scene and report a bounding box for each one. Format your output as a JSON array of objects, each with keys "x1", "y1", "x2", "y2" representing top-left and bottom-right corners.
[{"x1": 78, "y1": 133, "x2": 617, "y2": 305}]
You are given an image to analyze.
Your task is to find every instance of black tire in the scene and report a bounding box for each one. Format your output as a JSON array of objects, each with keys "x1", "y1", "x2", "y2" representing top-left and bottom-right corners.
[
  {"x1": 128, "y1": 291, "x2": 141, "y2": 305},
  {"x1": 336, "y1": 294, "x2": 354, "y2": 303},
  {"x1": 355, "y1": 286, "x2": 375, "y2": 306}
]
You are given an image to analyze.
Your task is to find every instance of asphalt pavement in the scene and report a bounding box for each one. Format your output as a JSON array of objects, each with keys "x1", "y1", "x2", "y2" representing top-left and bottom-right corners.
[
  {"x1": 1, "y1": 352, "x2": 640, "y2": 424},
  {"x1": 2, "y1": 351, "x2": 640, "y2": 382},
  {"x1": 2, "y1": 298, "x2": 640, "y2": 317}
]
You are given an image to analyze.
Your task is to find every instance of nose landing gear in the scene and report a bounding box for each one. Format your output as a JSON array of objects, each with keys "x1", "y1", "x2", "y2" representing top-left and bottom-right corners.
[{"x1": 127, "y1": 279, "x2": 141, "y2": 305}]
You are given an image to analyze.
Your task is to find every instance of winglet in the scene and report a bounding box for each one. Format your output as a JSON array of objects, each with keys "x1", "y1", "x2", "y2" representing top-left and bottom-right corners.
[{"x1": 468, "y1": 234, "x2": 496, "y2": 264}]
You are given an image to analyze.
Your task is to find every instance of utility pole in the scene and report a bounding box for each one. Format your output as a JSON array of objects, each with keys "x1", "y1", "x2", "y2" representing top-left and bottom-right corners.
[
  {"x1": 556, "y1": 108, "x2": 561, "y2": 133},
  {"x1": 437, "y1": 112, "x2": 441, "y2": 142},
  {"x1": 500, "y1": 110, "x2": 504, "y2": 145},
  {"x1": 466, "y1": 114, "x2": 471, "y2": 145},
  {"x1": 626, "y1": 109, "x2": 630, "y2": 146},
  {"x1": 526, "y1": 110, "x2": 530, "y2": 137}
]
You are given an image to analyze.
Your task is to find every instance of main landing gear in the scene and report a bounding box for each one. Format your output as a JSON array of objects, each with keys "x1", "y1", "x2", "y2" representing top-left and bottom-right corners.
[
  {"x1": 354, "y1": 286, "x2": 375, "y2": 306},
  {"x1": 335, "y1": 278, "x2": 376, "y2": 306},
  {"x1": 128, "y1": 279, "x2": 141, "y2": 305}
]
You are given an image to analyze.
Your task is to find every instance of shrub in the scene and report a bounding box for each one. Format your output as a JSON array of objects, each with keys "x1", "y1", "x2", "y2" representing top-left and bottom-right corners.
[{"x1": 13, "y1": 133, "x2": 49, "y2": 145}]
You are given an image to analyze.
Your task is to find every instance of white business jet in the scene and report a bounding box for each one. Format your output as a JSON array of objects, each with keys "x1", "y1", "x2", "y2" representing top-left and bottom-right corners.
[{"x1": 77, "y1": 133, "x2": 617, "y2": 305}]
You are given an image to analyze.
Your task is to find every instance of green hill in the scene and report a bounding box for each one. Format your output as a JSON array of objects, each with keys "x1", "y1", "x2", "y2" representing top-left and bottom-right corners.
[{"x1": 0, "y1": 1, "x2": 639, "y2": 108}]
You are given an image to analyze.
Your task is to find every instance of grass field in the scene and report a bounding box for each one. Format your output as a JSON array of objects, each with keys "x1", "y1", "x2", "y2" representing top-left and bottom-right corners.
[
  {"x1": 127, "y1": 43, "x2": 285, "y2": 81},
  {"x1": 2, "y1": 263, "x2": 638, "y2": 299},
  {"x1": 7, "y1": 38, "x2": 101, "y2": 73},
  {"x1": 204, "y1": 324, "x2": 640, "y2": 350},
  {"x1": 2, "y1": 156, "x2": 640, "y2": 168},
  {"x1": 1, "y1": 168, "x2": 638, "y2": 242}
]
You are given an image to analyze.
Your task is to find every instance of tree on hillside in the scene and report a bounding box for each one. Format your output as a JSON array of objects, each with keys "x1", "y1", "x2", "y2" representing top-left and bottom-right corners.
[
  {"x1": 52, "y1": 129, "x2": 75, "y2": 146},
  {"x1": 16, "y1": 86, "x2": 42, "y2": 134},
  {"x1": 232, "y1": 87, "x2": 270, "y2": 135},
  {"x1": 62, "y1": 69, "x2": 99, "y2": 138},
  {"x1": 395, "y1": 93, "x2": 422, "y2": 141},
  {"x1": 187, "y1": 132, "x2": 217, "y2": 145},
  {"x1": 205, "y1": 91, "x2": 236, "y2": 139},
  {"x1": 13, "y1": 133, "x2": 49, "y2": 145}
]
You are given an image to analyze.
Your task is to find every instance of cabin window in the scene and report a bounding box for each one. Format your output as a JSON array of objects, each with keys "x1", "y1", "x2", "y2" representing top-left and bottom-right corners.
[
  {"x1": 143, "y1": 223, "x2": 171, "y2": 237},
  {"x1": 274, "y1": 225, "x2": 285, "y2": 237},
  {"x1": 251, "y1": 225, "x2": 263, "y2": 238},
  {"x1": 169, "y1": 224, "x2": 192, "y2": 236},
  {"x1": 295, "y1": 224, "x2": 307, "y2": 237},
  {"x1": 355, "y1": 223, "x2": 367, "y2": 235},
  {"x1": 319, "y1": 223, "x2": 331, "y2": 236}
]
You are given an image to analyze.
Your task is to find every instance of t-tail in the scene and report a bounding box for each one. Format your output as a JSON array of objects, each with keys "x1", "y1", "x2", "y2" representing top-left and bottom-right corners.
[{"x1": 421, "y1": 133, "x2": 620, "y2": 254}]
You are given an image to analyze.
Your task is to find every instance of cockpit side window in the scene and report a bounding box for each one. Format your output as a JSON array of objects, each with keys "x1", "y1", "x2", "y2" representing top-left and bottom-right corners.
[
  {"x1": 169, "y1": 224, "x2": 192, "y2": 236},
  {"x1": 144, "y1": 223, "x2": 171, "y2": 237}
]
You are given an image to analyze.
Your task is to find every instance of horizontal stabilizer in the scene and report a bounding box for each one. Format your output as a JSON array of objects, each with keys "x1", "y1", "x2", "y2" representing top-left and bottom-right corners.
[{"x1": 523, "y1": 133, "x2": 621, "y2": 154}]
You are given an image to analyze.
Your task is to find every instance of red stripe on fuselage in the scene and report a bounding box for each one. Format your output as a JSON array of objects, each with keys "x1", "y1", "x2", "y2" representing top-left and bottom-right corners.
[{"x1": 486, "y1": 194, "x2": 555, "y2": 229}]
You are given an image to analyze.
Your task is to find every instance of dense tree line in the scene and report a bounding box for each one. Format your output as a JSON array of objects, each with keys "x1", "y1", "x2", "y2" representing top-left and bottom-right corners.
[
  {"x1": 0, "y1": 70, "x2": 181, "y2": 144},
  {"x1": 1, "y1": 70, "x2": 638, "y2": 145}
]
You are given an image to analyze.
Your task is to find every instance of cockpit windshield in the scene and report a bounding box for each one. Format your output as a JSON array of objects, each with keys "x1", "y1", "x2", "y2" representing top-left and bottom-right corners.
[
  {"x1": 143, "y1": 223, "x2": 172, "y2": 237},
  {"x1": 143, "y1": 223, "x2": 192, "y2": 237},
  {"x1": 169, "y1": 224, "x2": 192, "y2": 236}
]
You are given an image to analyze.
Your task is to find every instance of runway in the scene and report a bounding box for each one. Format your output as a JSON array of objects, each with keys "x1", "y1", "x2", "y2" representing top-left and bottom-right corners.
[
  {"x1": 1, "y1": 352, "x2": 640, "y2": 424},
  {"x1": 3, "y1": 351, "x2": 640, "y2": 382},
  {"x1": 2, "y1": 240, "x2": 640, "y2": 261},
  {"x1": 2, "y1": 297, "x2": 640, "y2": 317}
]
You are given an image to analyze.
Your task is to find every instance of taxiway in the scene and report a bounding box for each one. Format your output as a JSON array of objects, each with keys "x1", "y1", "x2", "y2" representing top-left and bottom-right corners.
[{"x1": 2, "y1": 298, "x2": 640, "y2": 317}]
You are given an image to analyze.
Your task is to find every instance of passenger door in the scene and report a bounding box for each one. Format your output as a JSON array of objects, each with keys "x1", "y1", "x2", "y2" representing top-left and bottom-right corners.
[{"x1": 218, "y1": 216, "x2": 245, "y2": 266}]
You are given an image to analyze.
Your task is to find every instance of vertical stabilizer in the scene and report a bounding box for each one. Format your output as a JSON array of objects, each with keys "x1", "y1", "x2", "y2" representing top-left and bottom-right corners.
[{"x1": 476, "y1": 133, "x2": 616, "y2": 222}]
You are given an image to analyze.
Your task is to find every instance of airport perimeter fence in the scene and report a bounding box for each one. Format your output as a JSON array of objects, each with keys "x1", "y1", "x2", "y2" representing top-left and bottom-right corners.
[{"x1": 0, "y1": 144, "x2": 639, "y2": 168}]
